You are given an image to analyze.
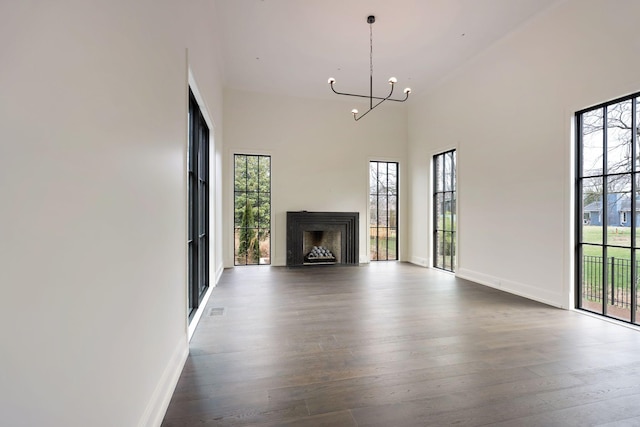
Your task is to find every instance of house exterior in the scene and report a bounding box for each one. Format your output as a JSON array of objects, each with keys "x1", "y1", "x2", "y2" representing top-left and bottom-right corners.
[
  {"x1": 583, "y1": 194, "x2": 640, "y2": 227},
  {"x1": 583, "y1": 194, "x2": 625, "y2": 226},
  {"x1": 618, "y1": 199, "x2": 640, "y2": 227}
]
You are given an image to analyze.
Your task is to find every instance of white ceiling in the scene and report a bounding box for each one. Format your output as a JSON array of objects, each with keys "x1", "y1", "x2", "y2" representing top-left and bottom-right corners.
[{"x1": 216, "y1": 0, "x2": 561, "y2": 101}]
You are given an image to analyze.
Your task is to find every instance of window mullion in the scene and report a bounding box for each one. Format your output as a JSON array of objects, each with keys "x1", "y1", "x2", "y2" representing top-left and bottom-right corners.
[{"x1": 632, "y1": 98, "x2": 637, "y2": 324}]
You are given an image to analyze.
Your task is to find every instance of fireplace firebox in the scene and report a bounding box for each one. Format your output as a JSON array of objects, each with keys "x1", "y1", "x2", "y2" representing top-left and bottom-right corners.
[{"x1": 286, "y1": 211, "x2": 359, "y2": 267}]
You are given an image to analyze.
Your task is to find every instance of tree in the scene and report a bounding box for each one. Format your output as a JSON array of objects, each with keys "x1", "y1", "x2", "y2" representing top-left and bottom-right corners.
[
  {"x1": 582, "y1": 101, "x2": 636, "y2": 188},
  {"x1": 238, "y1": 201, "x2": 259, "y2": 263},
  {"x1": 234, "y1": 154, "x2": 271, "y2": 263},
  {"x1": 581, "y1": 101, "x2": 637, "y2": 218}
]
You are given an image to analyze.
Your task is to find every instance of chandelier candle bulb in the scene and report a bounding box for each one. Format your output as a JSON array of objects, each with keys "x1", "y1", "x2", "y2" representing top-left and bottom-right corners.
[{"x1": 327, "y1": 15, "x2": 411, "y2": 121}]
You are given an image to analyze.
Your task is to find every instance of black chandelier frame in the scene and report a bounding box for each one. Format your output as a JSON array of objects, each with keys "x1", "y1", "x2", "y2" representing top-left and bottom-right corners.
[{"x1": 328, "y1": 15, "x2": 411, "y2": 121}]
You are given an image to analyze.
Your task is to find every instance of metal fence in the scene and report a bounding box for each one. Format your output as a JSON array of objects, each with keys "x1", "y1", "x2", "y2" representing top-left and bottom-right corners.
[{"x1": 582, "y1": 255, "x2": 636, "y2": 308}]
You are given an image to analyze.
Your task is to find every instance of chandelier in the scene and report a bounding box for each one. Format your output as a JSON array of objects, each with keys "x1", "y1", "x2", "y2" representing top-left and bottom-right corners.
[{"x1": 328, "y1": 15, "x2": 411, "y2": 121}]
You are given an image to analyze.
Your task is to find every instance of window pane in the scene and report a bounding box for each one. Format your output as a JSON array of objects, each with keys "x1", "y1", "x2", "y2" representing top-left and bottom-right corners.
[
  {"x1": 370, "y1": 163, "x2": 378, "y2": 194},
  {"x1": 636, "y1": 98, "x2": 640, "y2": 172},
  {"x1": 444, "y1": 154, "x2": 452, "y2": 191},
  {"x1": 444, "y1": 192, "x2": 454, "y2": 232},
  {"x1": 582, "y1": 108, "x2": 604, "y2": 177},
  {"x1": 581, "y1": 177, "x2": 603, "y2": 245},
  {"x1": 606, "y1": 100, "x2": 633, "y2": 175},
  {"x1": 450, "y1": 195, "x2": 457, "y2": 233},
  {"x1": 246, "y1": 156, "x2": 259, "y2": 192},
  {"x1": 234, "y1": 193, "x2": 246, "y2": 227},
  {"x1": 606, "y1": 186, "x2": 631, "y2": 247},
  {"x1": 198, "y1": 183, "x2": 206, "y2": 232},
  {"x1": 188, "y1": 177, "x2": 194, "y2": 237},
  {"x1": 198, "y1": 139, "x2": 208, "y2": 180},
  {"x1": 246, "y1": 193, "x2": 258, "y2": 228},
  {"x1": 257, "y1": 199, "x2": 270, "y2": 228},
  {"x1": 635, "y1": 175, "x2": 640, "y2": 248},
  {"x1": 198, "y1": 237, "x2": 207, "y2": 293},
  {"x1": 436, "y1": 193, "x2": 445, "y2": 231},
  {"x1": 369, "y1": 194, "x2": 378, "y2": 224},
  {"x1": 234, "y1": 229, "x2": 245, "y2": 265},
  {"x1": 388, "y1": 228, "x2": 397, "y2": 260},
  {"x1": 258, "y1": 230, "x2": 270, "y2": 265},
  {"x1": 606, "y1": 248, "x2": 631, "y2": 322},
  {"x1": 434, "y1": 157, "x2": 443, "y2": 192},
  {"x1": 239, "y1": 227, "x2": 259, "y2": 265},
  {"x1": 443, "y1": 233, "x2": 452, "y2": 271},
  {"x1": 450, "y1": 232, "x2": 456, "y2": 269},
  {"x1": 378, "y1": 196, "x2": 388, "y2": 227},
  {"x1": 377, "y1": 229, "x2": 388, "y2": 260},
  {"x1": 370, "y1": 227, "x2": 378, "y2": 261},
  {"x1": 389, "y1": 196, "x2": 397, "y2": 228},
  {"x1": 377, "y1": 162, "x2": 388, "y2": 194},
  {"x1": 259, "y1": 156, "x2": 271, "y2": 193},
  {"x1": 234, "y1": 155, "x2": 247, "y2": 191},
  {"x1": 581, "y1": 245, "x2": 603, "y2": 314},
  {"x1": 388, "y1": 163, "x2": 397, "y2": 196},
  {"x1": 435, "y1": 231, "x2": 444, "y2": 269},
  {"x1": 452, "y1": 151, "x2": 457, "y2": 190}
]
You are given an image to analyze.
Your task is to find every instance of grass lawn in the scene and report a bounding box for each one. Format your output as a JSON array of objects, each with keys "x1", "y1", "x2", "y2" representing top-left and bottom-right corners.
[
  {"x1": 581, "y1": 226, "x2": 638, "y2": 292},
  {"x1": 370, "y1": 237, "x2": 397, "y2": 259},
  {"x1": 582, "y1": 226, "x2": 634, "y2": 259}
]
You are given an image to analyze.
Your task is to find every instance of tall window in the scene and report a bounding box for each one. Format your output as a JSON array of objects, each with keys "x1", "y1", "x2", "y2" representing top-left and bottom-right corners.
[
  {"x1": 188, "y1": 90, "x2": 209, "y2": 320},
  {"x1": 577, "y1": 92, "x2": 639, "y2": 325},
  {"x1": 370, "y1": 161, "x2": 398, "y2": 261},
  {"x1": 234, "y1": 154, "x2": 271, "y2": 265},
  {"x1": 433, "y1": 150, "x2": 456, "y2": 272}
]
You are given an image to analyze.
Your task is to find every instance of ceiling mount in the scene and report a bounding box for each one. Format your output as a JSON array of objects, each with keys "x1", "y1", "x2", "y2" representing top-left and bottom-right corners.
[{"x1": 327, "y1": 14, "x2": 411, "y2": 121}]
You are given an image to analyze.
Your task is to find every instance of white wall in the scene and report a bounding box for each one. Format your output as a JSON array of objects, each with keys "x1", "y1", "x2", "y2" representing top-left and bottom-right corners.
[
  {"x1": 407, "y1": 0, "x2": 640, "y2": 307},
  {"x1": 223, "y1": 89, "x2": 408, "y2": 266},
  {"x1": 0, "y1": 1, "x2": 224, "y2": 426}
]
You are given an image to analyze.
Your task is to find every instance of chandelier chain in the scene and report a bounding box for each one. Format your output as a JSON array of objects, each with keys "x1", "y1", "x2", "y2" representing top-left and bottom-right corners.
[{"x1": 370, "y1": 22, "x2": 373, "y2": 79}]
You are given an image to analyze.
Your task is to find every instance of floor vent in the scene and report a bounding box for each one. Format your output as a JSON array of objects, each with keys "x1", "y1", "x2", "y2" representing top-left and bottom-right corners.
[{"x1": 207, "y1": 307, "x2": 225, "y2": 317}]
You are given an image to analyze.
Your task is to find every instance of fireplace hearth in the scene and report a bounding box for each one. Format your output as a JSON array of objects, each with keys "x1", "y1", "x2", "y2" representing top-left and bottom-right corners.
[{"x1": 286, "y1": 211, "x2": 359, "y2": 267}]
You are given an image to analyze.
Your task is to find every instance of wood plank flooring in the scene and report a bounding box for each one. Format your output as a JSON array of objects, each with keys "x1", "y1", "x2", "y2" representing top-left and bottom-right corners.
[{"x1": 162, "y1": 263, "x2": 640, "y2": 426}]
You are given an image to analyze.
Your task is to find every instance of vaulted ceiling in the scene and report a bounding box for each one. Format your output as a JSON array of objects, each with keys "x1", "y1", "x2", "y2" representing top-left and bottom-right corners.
[{"x1": 216, "y1": 0, "x2": 561, "y2": 101}]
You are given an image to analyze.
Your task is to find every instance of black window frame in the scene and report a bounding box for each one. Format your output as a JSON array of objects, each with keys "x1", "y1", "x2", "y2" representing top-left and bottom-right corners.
[
  {"x1": 433, "y1": 150, "x2": 456, "y2": 272},
  {"x1": 233, "y1": 154, "x2": 271, "y2": 266},
  {"x1": 369, "y1": 160, "x2": 399, "y2": 261},
  {"x1": 576, "y1": 91, "x2": 640, "y2": 325},
  {"x1": 188, "y1": 89, "x2": 209, "y2": 321}
]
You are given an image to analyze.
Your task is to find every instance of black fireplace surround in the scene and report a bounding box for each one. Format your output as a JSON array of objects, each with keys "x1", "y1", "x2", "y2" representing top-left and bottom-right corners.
[{"x1": 286, "y1": 211, "x2": 359, "y2": 267}]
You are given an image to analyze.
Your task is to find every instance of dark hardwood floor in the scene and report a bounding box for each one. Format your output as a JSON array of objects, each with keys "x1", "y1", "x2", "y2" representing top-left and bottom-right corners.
[{"x1": 162, "y1": 263, "x2": 640, "y2": 426}]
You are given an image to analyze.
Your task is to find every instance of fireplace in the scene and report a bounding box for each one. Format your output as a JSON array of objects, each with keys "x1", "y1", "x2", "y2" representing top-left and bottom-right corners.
[{"x1": 286, "y1": 211, "x2": 359, "y2": 267}]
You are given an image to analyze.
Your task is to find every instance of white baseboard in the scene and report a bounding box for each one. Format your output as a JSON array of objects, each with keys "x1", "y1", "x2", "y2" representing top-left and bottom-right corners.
[
  {"x1": 216, "y1": 264, "x2": 223, "y2": 283},
  {"x1": 188, "y1": 264, "x2": 224, "y2": 339},
  {"x1": 409, "y1": 256, "x2": 428, "y2": 267},
  {"x1": 456, "y1": 268, "x2": 563, "y2": 308},
  {"x1": 138, "y1": 335, "x2": 189, "y2": 427},
  {"x1": 138, "y1": 264, "x2": 225, "y2": 426}
]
